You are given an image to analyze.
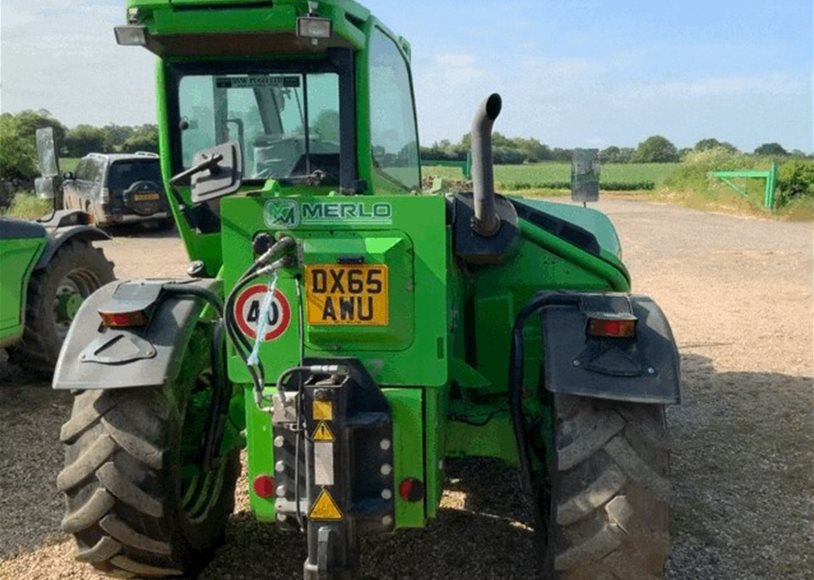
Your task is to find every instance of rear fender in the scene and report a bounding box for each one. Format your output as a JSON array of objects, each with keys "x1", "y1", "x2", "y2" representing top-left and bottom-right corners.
[
  {"x1": 540, "y1": 293, "x2": 680, "y2": 404},
  {"x1": 36, "y1": 212, "x2": 110, "y2": 270},
  {"x1": 53, "y1": 278, "x2": 219, "y2": 390}
]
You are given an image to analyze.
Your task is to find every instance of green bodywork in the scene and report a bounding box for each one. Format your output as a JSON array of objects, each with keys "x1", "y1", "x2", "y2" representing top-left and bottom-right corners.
[
  {"x1": 0, "y1": 229, "x2": 46, "y2": 349},
  {"x1": 126, "y1": 0, "x2": 630, "y2": 529}
]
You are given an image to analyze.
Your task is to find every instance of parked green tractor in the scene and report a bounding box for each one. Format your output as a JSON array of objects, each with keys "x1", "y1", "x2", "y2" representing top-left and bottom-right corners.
[
  {"x1": 54, "y1": 1, "x2": 680, "y2": 578},
  {"x1": 0, "y1": 130, "x2": 115, "y2": 378}
]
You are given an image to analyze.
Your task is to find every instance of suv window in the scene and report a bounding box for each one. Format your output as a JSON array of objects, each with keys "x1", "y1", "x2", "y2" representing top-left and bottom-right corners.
[
  {"x1": 75, "y1": 159, "x2": 91, "y2": 181},
  {"x1": 107, "y1": 160, "x2": 163, "y2": 191},
  {"x1": 80, "y1": 158, "x2": 105, "y2": 185},
  {"x1": 369, "y1": 28, "x2": 420, "y2": 192}
]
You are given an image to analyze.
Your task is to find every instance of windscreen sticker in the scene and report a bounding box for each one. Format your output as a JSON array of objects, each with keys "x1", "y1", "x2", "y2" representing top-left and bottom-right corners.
[
  {"x1": 234, "y1": 284, "x2": 291, "y2": 341},
  {"x1": 215, "y1": 76, "x2": 301, "y2": 89}
]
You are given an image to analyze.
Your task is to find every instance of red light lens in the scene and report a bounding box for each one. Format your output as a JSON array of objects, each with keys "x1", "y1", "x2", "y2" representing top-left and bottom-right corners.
[
  {"x1": 398, "y1": 478, "x2": 424, "y2": 503},
  {"x1": 587, "y1": 318, "x2": 635, "y2": 338},
  {"x1": 99, "y1": 310, "x2": 149, "y2": 327},
  {"x1": 253, "y1": 475, "x2": 276, "y2": 499}
]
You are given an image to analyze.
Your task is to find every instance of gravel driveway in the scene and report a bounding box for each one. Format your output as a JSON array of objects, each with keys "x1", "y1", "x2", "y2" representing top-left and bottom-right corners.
[{"x1": 1, "y1": 200, "x2": 811, "y2": 579}]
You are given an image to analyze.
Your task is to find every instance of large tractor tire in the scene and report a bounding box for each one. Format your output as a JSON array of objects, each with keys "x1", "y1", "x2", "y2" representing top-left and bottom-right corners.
[
  {"x1": 8, "y1": 239, "x2": 114, "y2": 378},
  {"x1": 544, "y1": 394, "x2": 671, "y2": 579},
  {"x1": 57, "y1": 332, "x2": 240, "y2": 578}
]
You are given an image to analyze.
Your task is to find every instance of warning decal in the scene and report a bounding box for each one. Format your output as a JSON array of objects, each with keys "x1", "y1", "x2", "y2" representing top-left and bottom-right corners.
[
  {"x1": 309, "y1": 489, "x2": 343, "y2": 521},
  {"x1": 312, "y1": 422, "x2": 335, "y2": 442},
  {"x1": 234, "y1": 284, "x2": 291, "y2": 342},
  {"x1": 313, "y1": 400, "x2": 334, "y2": 421}
]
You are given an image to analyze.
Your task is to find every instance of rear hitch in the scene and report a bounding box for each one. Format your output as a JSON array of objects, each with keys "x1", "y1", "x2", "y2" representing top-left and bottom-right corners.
[{"x1": 271, "y1": 359, "x2": 394, "y2": 580}]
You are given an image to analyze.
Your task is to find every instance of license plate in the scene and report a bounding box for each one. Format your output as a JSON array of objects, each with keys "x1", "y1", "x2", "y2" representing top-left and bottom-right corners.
[
  {"x1": 306, "y1": 264, "x2": 388, "y2": 326},
  {"x1": 134, "y1": 192, "x2": 160, "y2": 201}
]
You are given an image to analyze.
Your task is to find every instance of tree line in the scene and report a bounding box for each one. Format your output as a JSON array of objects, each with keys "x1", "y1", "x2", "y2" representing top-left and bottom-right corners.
[
  {"x1": 1, "y1": 110, "x2": 158, "y2": 181},
  {"x1": 2, "y1": 109, "x2": 810, "y2": 184},
  {"x1": 421, "y1": 133, "x2": 812, "y2": 165}
]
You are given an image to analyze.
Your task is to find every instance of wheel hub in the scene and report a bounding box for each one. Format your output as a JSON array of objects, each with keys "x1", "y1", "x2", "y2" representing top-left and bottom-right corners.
[{"x1": 56, "y1": 289, "x2": 83, "y2": 322}]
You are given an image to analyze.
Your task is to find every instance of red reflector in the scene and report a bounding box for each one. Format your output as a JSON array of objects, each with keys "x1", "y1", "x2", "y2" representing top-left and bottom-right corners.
[
  {"x1": 99, "y1": 310, "x2": 148, "y2": 327},
  {"x1": 398, "y1": 478, "x2": 425, "y2": 503},
  {"x1": 587, "y1": 318, "x2": 636, "y2": 338},
  {"x1": 253, "y1": 475, "x2": 276, "y2": 499}
]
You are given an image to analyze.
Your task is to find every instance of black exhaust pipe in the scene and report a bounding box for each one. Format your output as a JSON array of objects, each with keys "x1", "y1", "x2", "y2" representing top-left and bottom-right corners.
[{"x1": 470, "y1": 93, "x2": 503, "y2": 237}]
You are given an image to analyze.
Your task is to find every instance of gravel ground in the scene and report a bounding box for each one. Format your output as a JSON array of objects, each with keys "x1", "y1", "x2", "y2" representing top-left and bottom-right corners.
[{"x1": 0, "y1": 200, "x2": 811, "y2": 579}]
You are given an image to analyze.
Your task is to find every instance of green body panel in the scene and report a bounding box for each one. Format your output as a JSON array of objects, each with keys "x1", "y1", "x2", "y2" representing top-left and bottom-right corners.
[
  {"x1": 125, "y1": 0, "x2": 634, "y2": 532},
  {"x1": 221, "y1": 194, "x2": 449, "y2": 388},
  {"x1": 0, "y1": 237, "x2": 46, "y2": 348},
  {"x1": 512, "y1": 197, "x2": 624, "y2": 260}
]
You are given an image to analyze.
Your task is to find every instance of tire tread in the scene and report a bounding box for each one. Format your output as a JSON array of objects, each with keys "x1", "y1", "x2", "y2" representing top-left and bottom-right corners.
[{"x1": 548, "y1": 395, "x2": 670, "y2": 579}]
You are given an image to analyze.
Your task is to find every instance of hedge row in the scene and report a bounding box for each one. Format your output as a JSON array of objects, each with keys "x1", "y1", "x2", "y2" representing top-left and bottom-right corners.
[{"x1": 502, "y1": 180, "x2": 656, "y2": 191}]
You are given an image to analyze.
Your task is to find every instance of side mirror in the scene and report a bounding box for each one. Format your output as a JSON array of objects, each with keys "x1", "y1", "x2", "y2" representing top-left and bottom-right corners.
[
  {"x1": 35, "y1": 176, "x2": 58, "y2": 200},
  {"x1": 36, "y1": 127, "x2": 60, "y2": 178},
  {"x1": 170, "y1": 142, "x2": 242, "y2": 204},
  {"x1": 571, "y1": 148, "x2": 600, "y2": 204}
]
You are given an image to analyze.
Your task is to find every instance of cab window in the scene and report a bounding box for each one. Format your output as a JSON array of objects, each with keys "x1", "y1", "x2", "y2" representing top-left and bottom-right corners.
[
  {"x1": 177, "y1": 71, "x2": 341, "y2": 183},
  {"x1": 369, "y1": 28, "x2": 420, "y2": 192}
]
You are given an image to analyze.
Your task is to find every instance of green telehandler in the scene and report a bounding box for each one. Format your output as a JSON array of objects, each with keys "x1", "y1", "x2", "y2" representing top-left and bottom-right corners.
[
  {"x1": 53, "y1": 1, "x2": 680, "y2": 578},
  {"x1": 0, "y1": 129, "x2": 115, "y2": 377}
]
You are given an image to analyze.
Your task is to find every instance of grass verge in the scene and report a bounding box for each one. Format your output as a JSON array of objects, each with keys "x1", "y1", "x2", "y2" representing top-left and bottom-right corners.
[{"x1": 1, "y1": 193, "x2": 52, "y2": 220}]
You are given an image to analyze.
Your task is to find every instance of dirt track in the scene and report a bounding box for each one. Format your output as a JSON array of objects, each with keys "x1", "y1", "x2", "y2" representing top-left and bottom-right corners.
[{"x1": 1, "y1": 199, "x2": 812, "y2": 579}]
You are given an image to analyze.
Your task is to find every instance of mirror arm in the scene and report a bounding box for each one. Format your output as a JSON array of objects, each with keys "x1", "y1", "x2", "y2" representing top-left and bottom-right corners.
[{"x1": 169, "y1": 153, "x2": 224, "y2": 186}]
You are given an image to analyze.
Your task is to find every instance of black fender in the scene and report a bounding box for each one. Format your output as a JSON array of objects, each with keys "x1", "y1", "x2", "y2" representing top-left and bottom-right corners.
[
  {"x1": 36, "y1": 210, "x2": 110, "y2": 269},
  {"x1": 53, "y1": 278, "x2": 221, "y2": 390},
  {"x1": 539, "y1": 292, "x2": 680, "y2": 404}
]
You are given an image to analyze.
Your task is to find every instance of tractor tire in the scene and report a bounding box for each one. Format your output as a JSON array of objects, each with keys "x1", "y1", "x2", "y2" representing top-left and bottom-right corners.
[
  {"x1": 57, "y1": 347, "x2": 240, "y2": 578},
  {"x1": 545, "y1": 394, "x2": 671, "y2": 579},
  {"x1": 7, "y1": 239, "x2": 114, "y2": 378}
]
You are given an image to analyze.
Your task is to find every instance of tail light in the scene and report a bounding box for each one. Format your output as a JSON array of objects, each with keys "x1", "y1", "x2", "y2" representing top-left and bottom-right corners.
[
  {"x1": 398, "y1": 478, "x2": 424, "y2": 503},
  {"x1": 99, "y1": 310, "x2": 149, "y2": 328},
  {"x1": 587, "y1": 317, "x2": 636, "y2": 338},
  {"x1": 253, "y1": 474, "x2": 276, "y2": 499}
]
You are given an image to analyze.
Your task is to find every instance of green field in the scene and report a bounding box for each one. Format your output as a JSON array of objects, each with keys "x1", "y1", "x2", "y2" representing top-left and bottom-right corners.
[
  {"x1": 424, "y1": 162, "x2": 678, "y2": 191},
  {"x1": 61, "y1": 158, "x2": 80, "y2": 173}
]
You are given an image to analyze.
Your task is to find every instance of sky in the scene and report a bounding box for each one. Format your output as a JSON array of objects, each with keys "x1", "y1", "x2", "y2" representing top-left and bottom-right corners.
[{"x1": 1, "y1": 0, "x2": 812, "y2": 152}]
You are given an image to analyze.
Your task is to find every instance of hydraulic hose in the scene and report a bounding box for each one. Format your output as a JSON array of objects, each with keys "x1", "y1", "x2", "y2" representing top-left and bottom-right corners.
[{"x1": 508, "y1": 292, "x2": 582, "y2": 500}]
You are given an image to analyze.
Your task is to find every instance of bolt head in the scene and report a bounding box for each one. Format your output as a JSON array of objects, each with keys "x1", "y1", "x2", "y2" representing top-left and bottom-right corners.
[
  {"x1": 380, "y1": 463, "x2": 393, "y2": 476},
  {"x1": 381, "y1": 515, "x2": 393, "y2": 527},
  {"x1": 380, "y1": 439, "x2": 391, "y2": 451},
  {"x1": 381, "y1": 489, "x2": 393, "y2": 500},
  {"x1": 274, "y1": 436, "x2": 285, "y2": 448}
]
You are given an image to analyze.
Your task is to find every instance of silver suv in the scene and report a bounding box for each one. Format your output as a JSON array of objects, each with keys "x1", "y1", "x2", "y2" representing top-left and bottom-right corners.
[{"x1": 62, "y1": 152, "x2": 172, "y2": 228}]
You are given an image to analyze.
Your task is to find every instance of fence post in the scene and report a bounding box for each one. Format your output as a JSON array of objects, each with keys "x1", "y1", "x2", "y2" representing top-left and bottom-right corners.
[{"x1": 765, "y1": 162, "x2": 778, "y2": 210}]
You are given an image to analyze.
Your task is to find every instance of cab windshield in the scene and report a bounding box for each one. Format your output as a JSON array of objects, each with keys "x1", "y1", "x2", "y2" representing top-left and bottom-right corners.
[{"x1": 176, "y1": 69, "x2": 341, "y2": 184}]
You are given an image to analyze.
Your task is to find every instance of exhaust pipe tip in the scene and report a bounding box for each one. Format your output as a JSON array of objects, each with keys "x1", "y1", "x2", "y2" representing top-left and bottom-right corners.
[
  {"x1": 470, "y1": 93, "x2": 503, "y2": 237},
  {"x1": 484, "y1": 93, "x2": 502, "y2": 122}
]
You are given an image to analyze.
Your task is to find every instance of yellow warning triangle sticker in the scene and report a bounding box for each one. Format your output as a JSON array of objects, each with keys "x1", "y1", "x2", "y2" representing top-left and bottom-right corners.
[
  {"x1": 313, "y1": 421, "x2": 335, "y2": 442},
  {"x1": 309, "y1": 488, "x2": 343, "y2": 521}
]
